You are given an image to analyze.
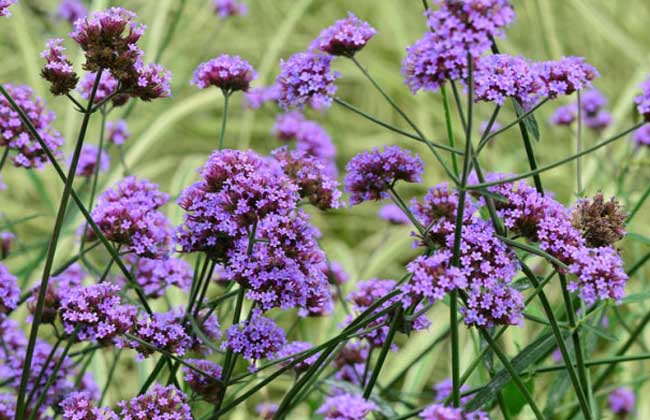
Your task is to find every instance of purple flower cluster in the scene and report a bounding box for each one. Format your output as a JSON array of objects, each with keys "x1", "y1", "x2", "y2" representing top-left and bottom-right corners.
[
  {"x1": 78, "y1": 71, "x2": 121, "y2": 105},
  {"x1": 223, "y1": 309, "x2": 286, "y2": 364},
  {"x1": 276, "y1": 52, "x2": 340, "y2": 110},
  {"x1": 0, "y1": 84, "x2": 64, "y2": 169},
  {"x1": 257, "y1": 402, "x2": 279, "y2": 419},
  {"x1": 635, "y1": 77, "x2": 650, "y2": 121},
  {"x1": 567, "y1": 246, "x2": 627, "y2": 305},
  {"x1": 534, "y1": 56, "x2": 599, "y2": 98},
  {"x1": 273, "y1": 112, "x2": 337, "y2": 171},
  {"x1": 27, "y1": 263, "x2": 86, "y2": 324},
  {"x1": 271, "y1": 146, "x2": 341, "y2": 210},
  {"x1": 88, "y1": 176, "x2": 172, "y2": 257},
  {"x1": 191, "y1": 54, "x2": 257, "y2": 93},
  {"x1": 183, "y1": 359, "x2": 223, "y2": 403},
  {"x1": 126, "y1": 255, "x2": 192, "y2": 298},
  {"x1": 40, "y1": 38, "x2": 79, "y2": 96},
  {"x1": 420, "y1": 403, "x2": 489, "y2": 420},
  {"x1": 0, "y1": 263, "x2": 19, "y2": 314},
  {"x1": 128, "y1": 62, "x2": 172, "y2": 101},
  {"x1": 311, "y1": 12, "x2": 377, "y2": 57},
  {"x1": 608, "y1": 387, "x2": 635, "y2": 416},
  {"x1": 474, "y1": 54, "x2": 542, "y2": 109},
  {"x1": 633, "y1": 124, "x2": 650, "y2": 148},
  {"x1": 344, "y1": 146, "x2": 424, "y2": 205},
  {"x1": 0, "y1": 0, "x2": 15, "y2": 17},
  {"x1": 402, "y1": 252, "x2": 467, "y2": 306},
  {"x1": 244, "y1": 85, "x2": 280, "y2": 109},
  {"x1": 403, "y1": 0, "x2": 515, "y2": 93},
  {"x1": 106, "y1": 119, "x2": 130, "y2": 145},
  {"x1": 60, "y1": 392, "x2": 118, "y2": 420},
  {"x1": 550, "y1": 89, "x2": 612, "y2": 131},
  {"x1": 550, "y1": 105, "x2": 576, "y2": 126},
  {"x1": 58, "y1": 0, "x2": 87, "y2": 25},
  {"x1": 213, "y1": 0, "x2": 248, "y2": 19},
  {"x1": 73, "y1": 144, "x2": 110, "y2": 178},
  {"x1": 379, "y1": 203, "x2": 410, "y2": 225},
  {"x1": 117, "y1": 384, "x2": 193, "y2": 420},
  {"x1": 60, "y1": 283, "x2": 137, "y2": 344},
  {"x1": 274, "y1": 341, "x2": 319, "y2": 373},
  {"x1": 433, "y1": 378, "x2": 472, "y2": 406},
  {"x1": 333, "y1": 341, "x2": 369, "y2": 387},
  {"x1": 317, "y1": 393, "x2": 377, "y2": 420},
  {"x1": 0, "y1": 393, "x2": 15, "y2": 419},
  {"x1": 346, "y1": 279, "x2": 429, "y2": 348}
]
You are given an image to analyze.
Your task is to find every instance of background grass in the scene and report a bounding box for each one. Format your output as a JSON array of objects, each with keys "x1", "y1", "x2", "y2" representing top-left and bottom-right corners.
[{"x1": 2, "y1": 0, "x2": 650, "y2": 418}]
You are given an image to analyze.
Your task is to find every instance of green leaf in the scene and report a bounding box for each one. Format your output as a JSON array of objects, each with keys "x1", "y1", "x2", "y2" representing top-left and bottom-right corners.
[
  {"x1": 581, "y1": 322, "x2": 618, "y2": 342},
  {"x1": 626, "y1": 232, "x2": 650, "y2": 245},
  {"x1": 502, "y1": 377, "x2": 534, "y2": 416},
  {"x1": 513, "y1": 100, "x2": 541, "y2": 142}
]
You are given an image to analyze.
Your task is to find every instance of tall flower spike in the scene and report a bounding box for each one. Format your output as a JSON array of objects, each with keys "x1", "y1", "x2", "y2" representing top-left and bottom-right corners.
[
  {"x1": 311, "y1": 12, "x2": 377, "y2": 57},
  {"x1": 41, "y1": 39, "x2": 79, "y2": 96},
  {"x1": 0, "y1": 84, "x2": 65, "y2": 169},
  {"x1": 344, "y1": 145, "x2": 424, "y2": 205},
  {"x1": 191, "y1": 55, "x2": 257, "y2": 93},
  {"x1": 276, "y1": 52, "x2": 340, "y2": 110}
]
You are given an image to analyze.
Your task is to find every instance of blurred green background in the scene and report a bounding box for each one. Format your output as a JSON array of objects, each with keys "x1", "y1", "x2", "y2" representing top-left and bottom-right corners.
[{"x1": 2, "y1": 0, "x2": 650, "y2": 418}]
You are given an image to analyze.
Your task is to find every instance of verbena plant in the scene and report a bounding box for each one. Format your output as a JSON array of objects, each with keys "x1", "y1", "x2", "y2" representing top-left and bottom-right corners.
[{"x1": 0, "y1": 0, "x2": 648, "y2": 419}]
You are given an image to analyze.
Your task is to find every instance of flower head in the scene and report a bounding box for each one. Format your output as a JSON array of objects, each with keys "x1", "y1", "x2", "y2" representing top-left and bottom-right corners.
[
  {"x1": 0, "y1": 0, "x2": 15, "y2": 18},
  {"x1": 244, "y1": 85, "x2": 280, "y2": 108},
  {"x1": 78, "y1": 71, "x2": 125, "y2": 105},
  {"x1": 73, "y1": 144, "x2": 110, "y2": 177},
  {"x1": 344, "y1": 146, "x2": 424, "y2": 205},
  {"x1": 213, "y1": 0, "x2": 247, "y2": 19},
  {"x1": 257, "y1": 403, "x2": 278, "y2": 419},
  {"x1": 0, "y1": 263, "x2": 19, "y2": 314},
  {"x1": 276, "y1": 52, "x2": 339, "y2": 110},
  {"x1": 474, "y1": 54, "x2": 542, "y2": 109},
  {"x1": 633, "y1": 124, "x2": 650, "y2": 148},
  {"x1": 222, "y1": 309, "x2": 286, "y2": 364},
  {"x1": 183, "y1": 359, "x2": 223, "y2": 403},
  {"x1": 635, "y1": 77, "x2": 650, "y2": 121},
  {"x1": 379, "y1": 203, "x2": 410, "y2": 225},
  {"x1": 27, "y1": 264, "x2": 86, "y2": 324},
  {"x1": 274, "y1": 341, "x2": 319, "y2": 373},
  {"x1": 550, "y1": 104, "x2": 577, "y2": 126},
  {"x1": 123, "y1": 308, "x2": 193, "y2": 360},
  {"x1": 117, "y1": 384, "x2": 192, "y2": 420},
  {"x1": 317, "y1": 393, "x2": 377, "y2": 420},
  {"x1": 58, "y1": 0, "x2": 87, "y2": 25},
  {"x1": 608, "y1": 387, "x2": 635, "y2": 416},
  {"x1": 572, "y1": 194, "x2": 626, "y2": 248},
  {"x1": 402, "y1": 252, "x2": 467, "y2": 306},
  {"x1": 127, "y1": 62, "x2": 172, "y2": 101},
  {"x1": 191, "y1": 55, "x2": 256, "y2": 93},
  {"x1": 41, "y1": 39, "x2": 79, "y2": 96},
  {"x1": 126, "y1": 255, "x2": 192, "y2": 298},
  {"x1": 272, "y1": 146, "x2": 341, "y2": 210},
  {"x1": 106, "y1": 120, "x2": 130, "y2": 145},
  {"x1": 311, "y1": 12, "x2": 377, "y2": 57},
  {"x1": 462, "y1": 282, "x2": 524, "y2": 327},
  {"x1": 273, "y1": 111, "x2": 305, "y2": 140},
  {"x1": 534, "y1": 56, "x2": 599, "y2": 98},
  {"x1": 568, "y1": 246, "x2": 627, "y2": 305},
  {"x1": 60, "y1": 391, "x2": 118, "y2": 420},
  {"x1": 60, "y1": 283, "x2": 137, "y2": 343},
  {"x1": 0, "y1": 84, "x2": 64, "y2": 169}
]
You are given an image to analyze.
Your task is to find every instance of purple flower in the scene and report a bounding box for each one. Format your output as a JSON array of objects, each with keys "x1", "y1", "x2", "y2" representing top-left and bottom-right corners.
[
  {"x1": 633, "y1": 124, "x2": 650, "y2": 147},
  {"x1": 222, "y1": 309, "x2": 286, "y2": 364},
  {"x1": 0, "y1": 84, "x2": 64, "y2": 169},
  {"x1": 257, "y1": 402, "x2": 278, "y2": 419},
  {"x1": 550, "y1": 104, "x2": 577, "y2": 126},
  {"x1": 581, "y1": 89, "x2": 607, "y2": 115},
  {"x1": 182, "y1": 359, "x2": 223, "y2": 403},
  {"x1": 87, "y1": 176, "x2": 172, "y2": 257},
  {"x1": 60, "y1": 391, "x2": 118, "y2": 420},
  {"x1": 317, "y1": 393, "x2": 377, "y2": 420},
  {"x1": 78, "y1": 71, "x2": 124, "y2": 105},
  {"x1": 433, "y1": 378, "x2": 472, "y2": 406},
  {"x1": 344, "y1": 146, "x2": 424, "y2": 205},
  {"x1": 462, "y1": 282, "x2": 524, "y2": 327},
  {"x1": 128, "y1": 62, "x2": 172, "y2": 101},
  {"x1": 273, "y1": 111, "x2": 305, "y2": 140},
  {"x1": 60, "y1": 283, "x2": 137, "y2": 344},
  {"x1": 126, "y1": 255, "x2": 193, "y2": 298},
  {"x1": 474, "y1": 54, "x2": 543, "y2": 109},
  {"x1": 0, "y1": 263, "x2": 19, "y2": 314},
  {"x1": 333, "y1": 342, "x2": 369, "y2": 387},
  {"x1": 0, "y1": 393, "x2": 15, "y2": 419},
  {"x1": 347, "y1": 279, "x2": 429, "y2": 348},
  {"x1": 225, "y1": 212, "x2": 331, "y2": 313},
  {"x1": 379, "y1": 203, "x2": 410, "y2": 225},
  {"x1": 72, "y1": 144, "x2": 110, "y2": 177},
  {"x1": 276, "y1": 52, "x2": 339, "y2": 110},
  {"x1": 402, "y1": 252, "x2": 467, "y2": 306},
  {"x1": 479, "y1": 120, "x2": 502, "y2": 139},
  {"x1": 70, "y1": 7, "x2": 145, "y2": 78},
  {"x1": 420, "y1": 403, "x2": 489, "y2": 420},
  {"x1": 191, "y1": 55, "x2": 257, "y2": 93},
  {"x1": 0, "y1": 231, "x2": 14, "y2": 259},
  {"x1": 117, "y1": 384, "x2": 192, "y2": 420},
  {"x1": 272, "y1": 146, "x2": 342, "y2": 210},
  {"x1": 41, "y1": 38, "x2": 79, "y2": 96},
  {"x1": 244, "y1": 85, "x2": 280, "y2": 109},
  {"x1": 274, "y1": 341, "x2": 319, "y2": 373},
  {"x1": 123, "y1": 308, "x2": 193, "y2": 360},
  {"x1": 311, "y1": 12, "x2": 377, "y2": 57},
  {"x1": 608, "y1": 387, "x2": 635, "y2": 416},
  {"x1": 27, "y1": 263, "x2": 86, "y2": 324},
  {"x1": 106, "y1": 120, "x2": 130, "y2": 145},
  {"x1": 534, "y1": 56, "x2": 599, "y2": 98},
  {"x1": 0, "y1": 0, "x2": 15, "y2": 18},
  {"x1": 583, "y1": 110, "x2": 611, "y2": 131},
  {"x1": 321, "y1": 261, "x2": 349, "y2": 286},
  {"x1": 568, "y1": 246, "x2": 627, "y2": 305},
  {"x1": 58, "y1": 0, "x2": 87, "y2": 25},
  {"x1": 273, "y1": 112, "x2": 337, "y2": 167},
  {"x1": 635, "y1": 78, "x2": 650, "y2": 121},
  {"x1": 213, "y1": 0, "x2": 247, "y2": 19}
]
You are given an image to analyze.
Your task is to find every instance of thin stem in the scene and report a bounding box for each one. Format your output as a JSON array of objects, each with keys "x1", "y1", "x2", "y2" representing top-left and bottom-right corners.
[
  {"x1": 476, "y1": 99, "x2": 549, "y2": 152},
  {"x1": 576, "y1": 90, "x2": 583, "y2": 195},
  {"x1": 218, "y1": 92, "x2": 231, "y2": 150},
  {"x1": 440, "y1": 85, "x2": 459, "y2": 176},
  {"x1": 0, "y1": 148, "x2": 9, "y2": 174},
  {"x1": 99, "y1": 349, "x2": 122, "y2": 406},
  {"x1": 627, "y1": 182, "x2": 650, "y2": 223},
  {"x1": 363, "y1": 307, "x2": 403, "y2": 399},
  {"x1": 14, "y1": 70, "x2": 104, "y2": 420}
]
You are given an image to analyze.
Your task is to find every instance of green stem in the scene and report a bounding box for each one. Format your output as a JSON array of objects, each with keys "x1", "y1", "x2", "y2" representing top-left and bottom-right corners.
[
  {"x1": 476, "y1": 99, "x2": 549, "y2": 152},
  {"x1": 14, "y1": 70, "x2": 104, "y2": 420},
  {"x1": 0, "y1": 148, "x2": 9, "y2": 174},
  {"x1": 99, "y1": 348, "x2": 122, "y2": 406},
  {"x1": 440, "y1": 85, "x2": 459, "y2": 176},
  {"x1": 363, "y1": 307, "x2": 403, "y2": 399},
  {"x1": 218, "y1": 92, "x2": 230, "y2": 150},
  {"x1": 627, "y1": 182, "x2": 650, "y2": 223}
]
